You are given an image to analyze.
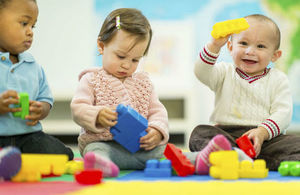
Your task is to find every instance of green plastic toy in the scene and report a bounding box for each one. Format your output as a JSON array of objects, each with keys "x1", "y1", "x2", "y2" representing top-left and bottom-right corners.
[
  {"x1": 13, "y1": 92, "x2": 29, "y2": 119},
  {"x1": 278, "y1": 161, "x2": 300, "y2": 176}
]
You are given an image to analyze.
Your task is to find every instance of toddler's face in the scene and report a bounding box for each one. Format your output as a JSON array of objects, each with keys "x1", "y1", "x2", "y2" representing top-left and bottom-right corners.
[
  {"x1": 0, "y1": 0, "x2": 38, "y2": 55},
  {"x1": 98, "y1": 29, "x2": 149, "y2": 81},
  {"x1": 227, "y1": 18, "x2": 281, "y2": 76}
]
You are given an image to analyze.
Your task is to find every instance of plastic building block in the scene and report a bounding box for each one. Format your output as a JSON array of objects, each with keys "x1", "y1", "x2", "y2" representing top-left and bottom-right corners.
[
  {"x1": 13, "y1": 92, "x2": 29, "y2": 119},
  {"x1": 211, "y1": 18, "x2": 249, "y2": 39},
  {"x1": 75, "y1": 169, "x2": 103, "y2": 184},
  {"x1": 164, "y1": 143, "x2": 195, "y2": 177},
  {"x1": 209, "y1": 150, "x2": 268, "y2": 180},
  {"x1": 110, "y1": 104, "x2": 148, "y2": 153},
  {"x1": 65, "y1": 160, "x2": 84, "y2": 175},
  {"x1": 144, "y1": 159, "x2": 172, "y2": 177},
  {"x1": 236, "y1": 135, "x2": 256, "y2": 158},
  {"x1": 0, "y1": 147, "x2": 22, "y2": 180},
  {"x1": 11, "y1": 154, "x2": 68, "y2": 182},
  {"x1": 239, "y1": 160, "x2": 268, "y2": 178},
  {"x1": 209, "y1": 150, "x2": 239, "y2": 179},
  {"x1": 278, "y1": 161, "x2": 300, "y2": 176}
]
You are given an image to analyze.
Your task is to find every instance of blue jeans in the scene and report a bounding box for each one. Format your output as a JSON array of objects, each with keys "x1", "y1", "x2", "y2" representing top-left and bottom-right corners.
[{"x1": 0, "y1": 131, "x2": 73, "y2": 160}]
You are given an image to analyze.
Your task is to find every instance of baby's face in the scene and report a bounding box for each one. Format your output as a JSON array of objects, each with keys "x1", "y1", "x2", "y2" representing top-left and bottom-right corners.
[
  {"x1": 228, "y1": 18, "x2": 281, "y2": 76},
  {"x1": 0, "y1": 0, "x2": 38, "y2": 55}
]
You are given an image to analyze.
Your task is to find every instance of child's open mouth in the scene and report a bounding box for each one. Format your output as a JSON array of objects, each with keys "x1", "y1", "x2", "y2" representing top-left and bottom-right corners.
[{"x1": 242, "y1": 59, "x2": 257, "y2": 64}]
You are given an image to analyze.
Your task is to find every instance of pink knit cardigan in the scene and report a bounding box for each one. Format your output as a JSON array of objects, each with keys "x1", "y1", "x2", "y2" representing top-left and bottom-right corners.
[{"x1": 71, "y1": 67, "x2": 169, "y2": 153}]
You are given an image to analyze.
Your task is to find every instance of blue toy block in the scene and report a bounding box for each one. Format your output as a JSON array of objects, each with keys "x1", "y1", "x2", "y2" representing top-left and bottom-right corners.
[
  {"x1": 110, "y1": 104, "x2": 148, "y2": 153},
  {"x1": 144, "y1": 159, "x2": 172, "y2": 177}
]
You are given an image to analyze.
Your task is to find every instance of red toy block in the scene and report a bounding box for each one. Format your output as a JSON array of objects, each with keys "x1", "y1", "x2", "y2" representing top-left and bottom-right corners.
[
  {"x1": 164, "y1": 143, "x2": 195, "y2": 176},
  {"x1": 236, "y1": 135, "x2": 256, "y2": 158},
  {"x1": 75, "y1": 169, "x2": 102, "y2": 185}
]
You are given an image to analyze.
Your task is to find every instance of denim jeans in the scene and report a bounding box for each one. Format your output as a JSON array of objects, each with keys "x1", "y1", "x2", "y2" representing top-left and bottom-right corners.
[{"x1": 0, "y1": 131, "x2": 73, "y2": 160}]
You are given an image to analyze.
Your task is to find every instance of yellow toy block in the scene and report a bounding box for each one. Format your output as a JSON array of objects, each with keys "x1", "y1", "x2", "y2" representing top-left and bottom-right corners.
[
  {"x1": 211, "y1": 18, "x2": 249, "y2": 39},
  {"x1": 11, "y1": 154, "x2": 68, "y2": 182},
  {"x1": 239, "y1": 160, "x2": 268, "y2": 178},
  {"x1": 65, "y1": 160, "x2": 84, "y2": 174},
  {"x1": 209, "y1": 151, "x2": 268, "y2": 180},
  {"x1": 209, "y1": 151, "x2": 239, "y2": 179}
]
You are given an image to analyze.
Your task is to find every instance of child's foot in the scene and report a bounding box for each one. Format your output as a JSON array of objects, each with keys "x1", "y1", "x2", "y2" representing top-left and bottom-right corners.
[
  {"x1": 0, "y1": 147, "x2": 22, "y2": 180},
  {"x1": 84, "y1": 152, "x2": 119, "y2": 177},
  {"x1": 195, "y1": 134, "x2": 232, "y2": 175}
]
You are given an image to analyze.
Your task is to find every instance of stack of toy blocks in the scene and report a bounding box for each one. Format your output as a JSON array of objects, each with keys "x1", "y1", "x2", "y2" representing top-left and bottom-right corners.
[
  {"x1": 164, "y1": 143, "x2": 195, "y2": 177},
  {"x1": 110, "y1": 104, "x2": 148, "y2": 153},
  {"x1": 278, "y1": 161, "x2": 300, "y2": 176},
  {"x1": 144, "y1": 159, "x2": 172, "y2": 177},
  {"x1": 13, "y1": 92, "x2": 29, "y2": 119},
  {"x1": 211, "y1": 17, "x2": 249, "y2": 39},
  {"x1": 209, "y1": 150, "x2": 268, "y2": 180},
  {"x1": 11, "y1": 154, "x2": 68, "y2": 182}
]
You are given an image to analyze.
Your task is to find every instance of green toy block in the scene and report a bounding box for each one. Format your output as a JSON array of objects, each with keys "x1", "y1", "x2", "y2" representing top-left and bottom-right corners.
[
  {"x1": 278, "y1": 161, "x2": 300, "y2": 176},
  {"x1": 13, "y1": 92, "x2": 29, "y2": 119}
]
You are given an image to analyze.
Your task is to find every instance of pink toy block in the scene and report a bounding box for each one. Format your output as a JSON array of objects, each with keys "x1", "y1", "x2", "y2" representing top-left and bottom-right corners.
[
  {"x1": 75, "y1": 169, "x2": 103, "y2": 185},
  {"x1": 236, "y1": 135, "x2": 256, "y2": 158},
  {"x1": 164, "y1": 143, "x2": 195, "y2": 177}
]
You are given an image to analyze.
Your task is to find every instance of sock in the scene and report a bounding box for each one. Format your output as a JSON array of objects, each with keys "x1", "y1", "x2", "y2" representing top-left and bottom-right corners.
[
  {"x1": 0, "y1": 147, "x2": 22, "y2": 180},
  {"x1": 195, "y1": 134, "x2": 232, "y2": 175},
  {"x1": 233, "y1": 147, "x2": 254, "y2": 162},
  {"x1": 84, "y1": 152, "x2": 119, "y2": 178}
]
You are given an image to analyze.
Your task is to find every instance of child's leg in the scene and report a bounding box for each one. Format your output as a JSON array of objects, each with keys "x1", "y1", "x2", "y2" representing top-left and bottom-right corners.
[
  {"x1": 185, "y1": 134, "x2": 232, "y2": 175},
  {"x1": 189, "y1": 125, "x2": 237, "y2": 152},
  {"x1": 259, "y1": 134, "x2": 300, "y2": 171},
  {"x1": 17, "y1": 131, "x2": 74, "y2": 160},
  {"x1": 0, "y1": 147, "x2": 21, "y2": 180}
]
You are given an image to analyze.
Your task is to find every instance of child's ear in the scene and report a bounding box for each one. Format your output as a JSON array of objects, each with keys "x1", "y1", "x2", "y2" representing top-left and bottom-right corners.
[
  {"x1": 227, "y1": 40, "x2": 233, "y2": 53},
  {"x1": 97, "y1": 38, "x2": 104, "y2": 55},
  {"x1": 271, "y1": 49, "x2": 282, "y2": 62}
]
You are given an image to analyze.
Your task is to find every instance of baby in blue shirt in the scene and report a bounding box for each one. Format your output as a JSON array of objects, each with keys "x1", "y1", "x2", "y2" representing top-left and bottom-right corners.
[{"x1": 0, "y1": 0, "x2": 73, "y2": 160}]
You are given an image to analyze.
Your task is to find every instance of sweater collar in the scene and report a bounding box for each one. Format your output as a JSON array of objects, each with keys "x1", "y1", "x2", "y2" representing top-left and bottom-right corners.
[{"x1": 236, "y1": 67, "x2": 270, "y2": 83}]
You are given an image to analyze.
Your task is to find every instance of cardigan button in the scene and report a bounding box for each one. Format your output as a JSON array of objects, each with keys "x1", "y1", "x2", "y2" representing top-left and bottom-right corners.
[{"x1": 1, "y1": 56, "x2": 6, "y2": 61}]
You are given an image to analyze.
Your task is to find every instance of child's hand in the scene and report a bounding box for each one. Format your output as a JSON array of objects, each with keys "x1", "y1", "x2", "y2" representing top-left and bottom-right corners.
[
  {"x1": 97, "y1": 107, "x2": 118, "y2": 128},
  {"x1": 207, "y1": 35, "x2": 230, "y2": 54},
  {"x1": 25, "y1": 100, "x2": 44, "y2": 126},
  {"x1": 140, "y1": 127, "x2": 163, "y2": 151},
  {"x1": 242, "y1": 127, "x2": 269, "y2": 157},
  {"x1": 0, "y1": 90, "x2": 21, "y2": 114}
]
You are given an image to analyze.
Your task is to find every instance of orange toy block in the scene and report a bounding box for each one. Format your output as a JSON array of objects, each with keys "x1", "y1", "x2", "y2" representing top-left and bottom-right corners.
[
  {"x1": 211, "y1": 18, "x2": 249, "y2": 39},
  {"x1": 12, "y1": 154, "x2": 68, "y2": 182},
  {"x1": 164, "y1": 143, "x2": 195, "y2": 176}
]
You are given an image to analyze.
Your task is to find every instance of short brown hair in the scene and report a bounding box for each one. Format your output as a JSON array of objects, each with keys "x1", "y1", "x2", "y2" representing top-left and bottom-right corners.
[
  {"x1": 98, "y1": 8, "x2": 152, "y2": 55},
  {"x1": 0, "y1": 0, "x2": 36, "y2": 10},
  {"x1": 245, "y1": 14, "x2": 281, "y2": 50}
]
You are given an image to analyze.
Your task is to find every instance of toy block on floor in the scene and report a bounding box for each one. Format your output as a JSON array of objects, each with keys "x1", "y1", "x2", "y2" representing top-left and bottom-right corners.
[
  {"x1": 75, "y1": 169, "x2": 102, "y2": 185},
  {"x1": 209, "y1": 150, "x2": 239, "y2": 180},
  {"x1": 11, "y1": 154, "x2": 68, "y2": 182},
  {"x1": 144, "y1": 159, "x2": 172, "y2": 177},
  {"x1": 65, "y1": 160, "x2": 84, "y2": 175},
  {"x1": 110, "y1": 104, "x2": 148, "y2": 153},
  {"x1": 211, "y1": 17, "x2": 249, "y2": 39},
  {"x1": 236, "y1": 135, "x2": 256, "y2": 158},
  {"x1": 278, "y1": 161, "x2": 300, "y2": 176},
  {"x1": 13, "y1": 92, "x2": 29, "y2": 119},
  {"x1": 209, "y1": 150, "x2": 268, "y2": 180},
  {"x1": 239, "y1": 160, "x2": 268, "y2": 178},
  {"x1": 164, "y1": 143, "x2": 195, "y2": 177}
]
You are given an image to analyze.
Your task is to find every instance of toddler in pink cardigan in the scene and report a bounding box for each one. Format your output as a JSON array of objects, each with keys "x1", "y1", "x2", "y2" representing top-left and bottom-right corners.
[{"x1": 71, "y1": 8, "x2": 233, "y2": 177}]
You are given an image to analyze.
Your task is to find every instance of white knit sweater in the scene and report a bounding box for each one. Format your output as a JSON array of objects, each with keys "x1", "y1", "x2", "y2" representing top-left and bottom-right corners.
[{"x1": 195, "y1": 45, "x2": 293, "y2": 140}]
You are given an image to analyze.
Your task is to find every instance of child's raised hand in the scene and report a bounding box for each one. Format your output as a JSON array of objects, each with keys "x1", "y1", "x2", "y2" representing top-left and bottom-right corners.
[
  {"x1": 0, "y1": 90, "x2": 21, "y2": 114},
  {"x1": 242, "y1": 127, "x2": 269, "y2": 157},
  {"x1": 207, "y1": 35, "x2": 231, "y2": 54},
  {"x1": 97, "y1": 107, "x2": 118, "y2": 128},
  {"x1": 140, "y1": 127, "x2": 163, "y2": 150}
]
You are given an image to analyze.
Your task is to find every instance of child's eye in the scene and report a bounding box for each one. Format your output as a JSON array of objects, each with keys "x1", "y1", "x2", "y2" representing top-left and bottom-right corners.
[
  {"x1": 132, "y1": 59, "x2": 139, "y2": 63},
  {"x1": 117, "y1": 55, "x2": 125, "y2": 59},
  {"x1": 257, "y1": 44, "x2": 265, "y2": 48},
  {"x1": 239, "y1": 41, "x2": 247, "y2": 46},
  {"x1": 21, "y1": 22, "x2": 28, "y2": 26}
]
